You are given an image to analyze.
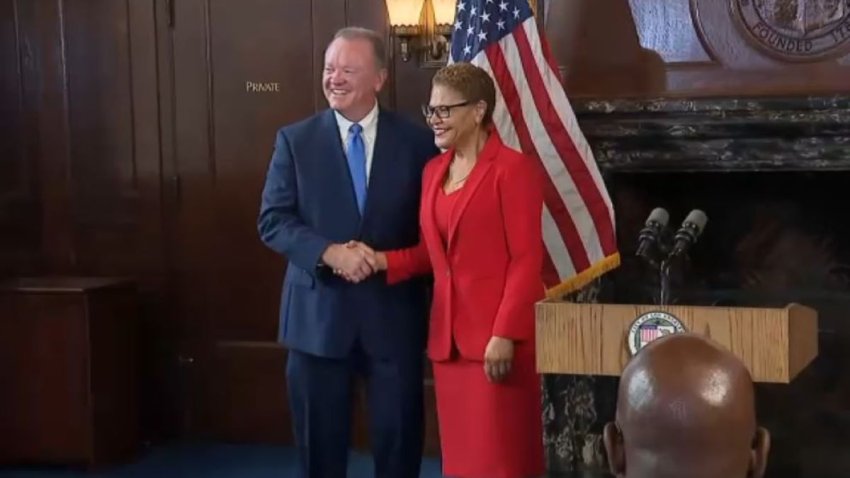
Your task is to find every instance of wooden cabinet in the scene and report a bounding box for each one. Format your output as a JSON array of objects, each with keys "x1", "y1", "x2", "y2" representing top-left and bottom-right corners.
[{"x1": 0, "y1": 277, "x2": 138, "y2": 467}]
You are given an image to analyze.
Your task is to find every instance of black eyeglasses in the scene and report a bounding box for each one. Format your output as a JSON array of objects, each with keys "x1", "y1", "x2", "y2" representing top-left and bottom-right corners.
[{"x1": 421, "y1": 101, "x2": 470, "y2": 119}]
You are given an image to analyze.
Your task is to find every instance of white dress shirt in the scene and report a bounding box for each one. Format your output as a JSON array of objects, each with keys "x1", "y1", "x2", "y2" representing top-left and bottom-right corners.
[{"x1": 334, "y1": 101, "x2": 379, "y2": 184}]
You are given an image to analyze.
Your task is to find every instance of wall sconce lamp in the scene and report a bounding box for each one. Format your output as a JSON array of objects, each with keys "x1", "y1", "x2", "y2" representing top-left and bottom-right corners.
[{"x1": 385, "y1": 0, "x2": 456, "y2": 64}]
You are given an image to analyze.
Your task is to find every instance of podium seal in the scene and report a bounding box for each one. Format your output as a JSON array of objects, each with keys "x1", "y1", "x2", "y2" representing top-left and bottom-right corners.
[{"x1": 627, "y1": 311, "x2": 686, "y2": 356}]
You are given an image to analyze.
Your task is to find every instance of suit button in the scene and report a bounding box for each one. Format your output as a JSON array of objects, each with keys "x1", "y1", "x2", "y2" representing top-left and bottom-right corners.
[{"x1": 445, "y1": 269, "x2": 450, "y2": 276}]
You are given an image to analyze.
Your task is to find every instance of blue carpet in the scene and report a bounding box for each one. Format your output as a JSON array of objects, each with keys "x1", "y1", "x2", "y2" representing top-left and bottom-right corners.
[{"x1": 0, "y1": 443, "x2": 444, "y2": 478}]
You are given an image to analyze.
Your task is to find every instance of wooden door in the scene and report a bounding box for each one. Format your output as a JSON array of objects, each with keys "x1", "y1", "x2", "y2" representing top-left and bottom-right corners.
[
  {"x1": 162, "y1": 0, "x2": 313, "y2": 442},
  {"x1": 0, "y1": 0, "x2": 39, "y2": 278}
]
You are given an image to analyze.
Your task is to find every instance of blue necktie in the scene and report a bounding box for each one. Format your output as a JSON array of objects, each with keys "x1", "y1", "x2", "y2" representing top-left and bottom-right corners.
[{"x1": 346, "y1": 123, "x2": 367, "y2": 215}]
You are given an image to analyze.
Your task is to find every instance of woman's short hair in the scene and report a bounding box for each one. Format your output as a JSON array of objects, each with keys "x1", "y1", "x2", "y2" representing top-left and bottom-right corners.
[{"x1": 432, "y1": 62, "x2": 497, "y2": 126}]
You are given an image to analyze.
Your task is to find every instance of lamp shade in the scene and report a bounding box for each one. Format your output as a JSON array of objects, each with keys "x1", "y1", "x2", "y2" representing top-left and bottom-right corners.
[
  {"x1": 432, "y1": 0, "x2": 456, "y2": 25},
  {"x1": 385, "y1": 0, "x2": 426, "y2": 26}
]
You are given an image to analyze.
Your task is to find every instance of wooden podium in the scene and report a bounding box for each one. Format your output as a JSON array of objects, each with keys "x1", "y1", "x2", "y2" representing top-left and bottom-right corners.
[{"x1": 535, "y1": 301, "x2": 818, "y2": 383}]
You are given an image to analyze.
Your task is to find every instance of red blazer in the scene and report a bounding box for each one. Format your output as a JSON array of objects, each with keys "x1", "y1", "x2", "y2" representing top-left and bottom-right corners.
[{"x1": 386, "y1": 133, "x2": 545, "y2": 362}]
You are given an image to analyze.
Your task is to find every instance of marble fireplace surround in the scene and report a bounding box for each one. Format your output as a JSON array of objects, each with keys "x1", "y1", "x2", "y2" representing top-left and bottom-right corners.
[{"x1": 572, "y1": 95, "x2": 850, "y2": 173}]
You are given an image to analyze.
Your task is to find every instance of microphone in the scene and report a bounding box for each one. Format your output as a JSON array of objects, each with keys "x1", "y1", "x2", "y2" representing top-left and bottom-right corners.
[
  {"x1": 671, "y1": 209, "x2": 708, "y2": 257},
  {"x1": 636, "y1": 207, "x2": 669, "y2": 261}
]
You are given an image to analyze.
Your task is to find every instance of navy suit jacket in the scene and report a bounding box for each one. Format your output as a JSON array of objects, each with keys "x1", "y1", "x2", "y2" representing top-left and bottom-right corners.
[{"x1": 258, "y1": 107, "x2": 439, "y2": 359}]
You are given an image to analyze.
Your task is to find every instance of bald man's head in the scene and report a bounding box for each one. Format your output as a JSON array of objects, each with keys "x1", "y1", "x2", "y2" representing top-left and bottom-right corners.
[{"x1": 603, "y1": 334, "x2": 770, "y2": 478}]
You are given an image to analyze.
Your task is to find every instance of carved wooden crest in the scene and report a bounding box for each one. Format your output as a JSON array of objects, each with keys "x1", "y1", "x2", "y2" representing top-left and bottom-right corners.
[{"x1": 731, "y1": 0, "x2": 850, "y2": 60}]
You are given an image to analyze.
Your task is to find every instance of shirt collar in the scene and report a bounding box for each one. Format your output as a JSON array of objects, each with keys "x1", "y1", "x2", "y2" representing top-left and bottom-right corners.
[{"x1": 334, "y1": 101, "x2": 379, "y2": 133}]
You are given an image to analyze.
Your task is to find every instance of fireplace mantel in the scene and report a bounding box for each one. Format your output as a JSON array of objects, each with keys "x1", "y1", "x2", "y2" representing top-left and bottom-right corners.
[{"x1": 572, "y1": 95, "x2": 850, "y2": 173}]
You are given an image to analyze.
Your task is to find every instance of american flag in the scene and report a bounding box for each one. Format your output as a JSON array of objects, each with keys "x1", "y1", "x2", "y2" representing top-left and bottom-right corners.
[
  {"x1": 640, "y1": 326, "x2": 662, "y2": 345},
  {"x1": 448, "y1": 0, "x2": 619, "y2": 296}
]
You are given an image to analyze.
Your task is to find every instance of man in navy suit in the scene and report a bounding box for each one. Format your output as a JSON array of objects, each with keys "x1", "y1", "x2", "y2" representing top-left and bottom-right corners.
[{"x1": 258, "y1": 26, "x2": 439, "y2": 478}]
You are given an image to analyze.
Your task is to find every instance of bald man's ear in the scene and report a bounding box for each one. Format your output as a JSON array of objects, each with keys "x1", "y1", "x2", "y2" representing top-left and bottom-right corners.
[
  {"x1": 748, "y1": 426, "x2": 770, "y2": 478},
  {"x1": 603, "y1": 422, "x2": 626, "y2": 476}
]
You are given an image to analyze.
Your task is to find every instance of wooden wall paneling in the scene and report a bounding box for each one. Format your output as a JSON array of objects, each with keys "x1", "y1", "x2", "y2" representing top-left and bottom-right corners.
[
  {"x1": 61, "y1": 0, "x2": 164, "y2": 282},
  {"x1": 126, "y1": 0, "x2": 166, "y2": 290},
  {"x1": 0, "y1": 0, "x2": 21, "y2": 196},
  {"x1": 207, "y1": 0, "x2": 313, "y2": 342},
  {"x1": 313, "y1": 0, "x2": 347, "y2": 111},
  {"x1": 63, "y1": 0, "x2": 135, "y2": 272},
  {"x1": 345, "y1": 0, "x2": 389, "y2": 43},
  {"x1": 6, "y1": 0, "x2": 165, "y2": 279},
  {"x1": 169, "y1": 0, "x2": 242, "y2": 438},
  {"x1": 17, "y1": 0, "x2": 75, "y2": 271},
  {"x1": 2, "y1": 0, "x2": 172, "y2": 444},
  {"x1": 55, "y1": 0, "x2": 168, "y2": 444},
  {"x1": 169, "y1": 0, "x2": 316, "y2": 442},
  {"x1": 162, "y1": 1, "x2": 222, "y2": 441},
  {"x1": 127, "y1": 0, "x2": 186, "y2": 443},
  {"x1": 191, "y1": 341, "x2": 291, "y2": 443},
  {"x1": 0, "y1": 0, "x2": 39, "y2": 277}
]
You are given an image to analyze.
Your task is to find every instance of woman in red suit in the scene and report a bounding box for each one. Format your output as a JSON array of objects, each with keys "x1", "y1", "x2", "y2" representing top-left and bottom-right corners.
[{"x1": 369, "y1": 63, "x2": 546, "y2": 477}]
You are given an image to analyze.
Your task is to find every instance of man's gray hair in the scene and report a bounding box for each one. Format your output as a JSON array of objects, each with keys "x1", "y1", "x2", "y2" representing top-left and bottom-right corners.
[{"x1": 332, "y1": 26, "x2": 388, "y2": 69}]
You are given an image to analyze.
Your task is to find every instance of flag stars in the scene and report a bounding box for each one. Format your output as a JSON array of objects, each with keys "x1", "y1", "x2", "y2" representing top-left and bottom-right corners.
[{"x1": 450, "y1": 1, "x2": 531, "y2": 61}]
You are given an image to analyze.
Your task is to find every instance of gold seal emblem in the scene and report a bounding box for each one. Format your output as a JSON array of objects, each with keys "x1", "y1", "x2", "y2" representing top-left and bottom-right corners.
[
  {"x1": 627, "y1": 311, "x2": 687, "y2": 356},
  {"x1": 731, "y1": 0, "x2": 850, "y2": 61}
]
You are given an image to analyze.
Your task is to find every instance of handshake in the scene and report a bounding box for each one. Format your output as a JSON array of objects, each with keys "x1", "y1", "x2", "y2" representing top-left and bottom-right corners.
[{"x1": 321, "y1": 241, "x2": 387, "y2": 283}]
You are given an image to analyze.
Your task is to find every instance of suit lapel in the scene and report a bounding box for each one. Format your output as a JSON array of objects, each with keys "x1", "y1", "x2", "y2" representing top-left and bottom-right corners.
[
  {"x1": 361, "y1": 108, "x2": 393, "y2": 226},
  {"x1": 320, "y1": 109, "x2": 361, "y2": 221},
  {"x1": 447, "y1": 133, "x2": 500, "y2": 247},
  {"x1": 422, "y1": 152, "x2": 452, "y2": 267}
]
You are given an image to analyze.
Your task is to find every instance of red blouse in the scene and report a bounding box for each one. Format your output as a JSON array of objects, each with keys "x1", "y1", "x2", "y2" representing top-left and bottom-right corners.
[{"x1": 434, "y1": 187, "x2": 462, "y2": 247}]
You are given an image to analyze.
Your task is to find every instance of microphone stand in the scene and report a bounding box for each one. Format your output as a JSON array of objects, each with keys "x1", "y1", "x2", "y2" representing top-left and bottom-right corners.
[
  {"x1": 636, "y1": 227, "x2": 675, "y2": 306},
  {"x1": 659, "y1": 258, "x2": 672, "y2": 306}
]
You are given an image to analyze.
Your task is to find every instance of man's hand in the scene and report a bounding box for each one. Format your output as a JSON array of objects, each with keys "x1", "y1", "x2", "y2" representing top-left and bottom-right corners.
[
  {"x1": 484, "y1": 336, "x2": 514, "y2": 383},
  {"x1": 321, "y1": 243, "x2": 376, "y2": 283},
  {"x1": 345, "y1": 241, "x2": 387, "y2": 272}
]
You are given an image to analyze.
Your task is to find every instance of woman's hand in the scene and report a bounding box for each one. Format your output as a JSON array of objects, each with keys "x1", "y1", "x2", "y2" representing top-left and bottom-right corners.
[
  {"x1": 333, "y1": 241, "x2": 387, "y2": 282},
  {"x1": 484, "y1": 336, "x2": 514, "y2": 382},
  {"x1": 345, "y1": 241, "x2": 387, "y2": 269}
]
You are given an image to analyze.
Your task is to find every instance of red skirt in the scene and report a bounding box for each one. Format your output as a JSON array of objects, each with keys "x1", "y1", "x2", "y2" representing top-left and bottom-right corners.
[{"x1": 432, "y1": 344, "x2": 545, "y2": 478}]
